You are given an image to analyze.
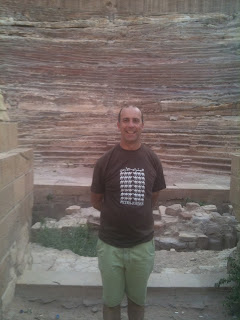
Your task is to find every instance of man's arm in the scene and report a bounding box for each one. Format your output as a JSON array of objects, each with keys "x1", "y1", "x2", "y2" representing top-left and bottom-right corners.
[
  {"x1": 91, "y1": 192, "x2": 104, "y2": 211},
  {"x1": 152, "y1": 191, "x2": 161, "y2": 209}
]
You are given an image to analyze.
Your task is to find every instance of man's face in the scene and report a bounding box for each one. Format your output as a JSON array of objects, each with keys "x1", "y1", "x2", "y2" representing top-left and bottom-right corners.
[{"x1": 117, "y1": 106, "x2": 144, "y2": 148}]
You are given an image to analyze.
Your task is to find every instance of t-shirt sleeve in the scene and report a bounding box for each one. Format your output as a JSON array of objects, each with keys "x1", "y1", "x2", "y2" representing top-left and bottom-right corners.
[
  {"x1": 91, "y1": 159, "x2": 105, "y2": 194},
  {"x1": 152, "y1": 156, "x2": 166, "y2": 192}
]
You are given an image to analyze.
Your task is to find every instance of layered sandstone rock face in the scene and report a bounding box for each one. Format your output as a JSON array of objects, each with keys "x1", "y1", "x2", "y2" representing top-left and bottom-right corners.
[{"x1": 0, "y1": 0, "x2": 239, "y2": 172}]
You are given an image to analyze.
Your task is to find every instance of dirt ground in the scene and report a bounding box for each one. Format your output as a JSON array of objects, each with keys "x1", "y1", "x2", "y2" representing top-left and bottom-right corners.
[
  {"x1": 3, "y1": 294, "x2": 237, "y2": 320},
  {"x1": 34, "y1": 165, "x2": 231, "y2": 188}
]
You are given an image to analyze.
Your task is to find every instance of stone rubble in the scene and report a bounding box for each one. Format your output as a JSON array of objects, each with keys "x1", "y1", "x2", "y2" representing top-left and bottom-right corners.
[{"x1": 31, "y1": 203, "x2": 239, "y2": 251}]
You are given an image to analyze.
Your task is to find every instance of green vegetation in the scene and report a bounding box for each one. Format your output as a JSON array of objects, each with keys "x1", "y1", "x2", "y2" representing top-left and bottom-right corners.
[
  {"x1": 215, "y1": 251, "x2": 240, "y2": 317},
  {"x1": 34, "y1": 224, "x2": 98, "y2": 257},
  {"x1": 46, "y1": 193, "x2": 54, "y2": 201}
]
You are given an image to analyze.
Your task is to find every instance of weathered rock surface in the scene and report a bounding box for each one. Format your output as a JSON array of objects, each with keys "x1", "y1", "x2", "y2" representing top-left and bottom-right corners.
[{"x1": 0, "y1": 1, "x2": 240, "y2": 172}]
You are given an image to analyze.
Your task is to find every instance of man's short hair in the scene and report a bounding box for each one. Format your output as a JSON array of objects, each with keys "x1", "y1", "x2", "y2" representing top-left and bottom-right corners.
[{"x1": 118, "y1": 106, "x2": 144, "y2": 123}]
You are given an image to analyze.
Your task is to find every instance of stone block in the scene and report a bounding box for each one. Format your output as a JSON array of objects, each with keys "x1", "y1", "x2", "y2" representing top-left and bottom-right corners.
[
  {"x1": 0, "y1": 253, "x2": 11, "y2": 298},
  {"x1": 0, "y1": 183, "x2": 14, "y2": 222},
  {"x1": 13, "y1": 175, "x2": 26, "y2": 204},
  {"x1": 81, "y1": 207, "x2": 100, "y2": 219},
  {"x1": 65, "y1": 205, "x2": 81, "y2": 215},
  {"x1": 231, "y1": 153, "x2": 240, "y2": 177},
  {"x1": 208, "y1": 238, "x2": 223, "y2": 251},
  {"x1": 201, "y1": 205, "x2": 217, "y2": 212},
  {"x1": 230, "y1": 175, "x2": 240, "y2": 206},
  {"x1": 153, "y1": 209, "x2": 161, "y2": 220},
  {"x1": 179, "y1": 232, "x2": 198, "y2": 242},
  {"x1": 0, "y1": 122, "x2": 18, "y2": 153},
  {"x1": 205, "y1": 222, "x2": 221, "y2": 236},
  {"x1": 0, "y1": 153, "x2": 15, "y2": 189},
  {"x1": 25, "y1": 170, "x2": 34, "y2": 195},
  {"x1": 210, "y1": 212, "x2": 221, "y2": 219},
  {"x1": 191, "y1": 216, "x2": 210, "y2": 225},
  {"x1": 0, "y1": 195, "x2": 32, "y2": 261},
  {"x1": 155, "y1": 237, "x2": 187, "y2": 251},
  {"x1": 179, "y1": 210, "x2": 192, "y2": 220},
  {"x1": 14, "y1": 148, "x2": 33, "y2": 179},
  {"x1": 223, "y1": 233, "x2": 237, "y2": 249},
  {"x1": 161, "y1": 215, "x2": 178, "y2": 226},
  {"x1": 185, "y1": 202, "x2": 200, "y2": 211},
  {"x1": 165, "y1": 204, "x2": 182, "y2": 216},
  {"x1": 1, "y1": 279, "x2": 16, "y2": 312},
  {"x1": 0, "y1": 207, "x2": 17, "y2": 262},
  {"x1": 197, "y1": 235, "x2": 209, "y2": 249},
  {"x1": 159, "y1": 205, "x2": 166, "y2": 216},
  {"x1": 187, "y1": 241, "x2": 196, "y2": 250},
  {"x1": 154, "y1": 221, "x2": 165, "y2": 234}
]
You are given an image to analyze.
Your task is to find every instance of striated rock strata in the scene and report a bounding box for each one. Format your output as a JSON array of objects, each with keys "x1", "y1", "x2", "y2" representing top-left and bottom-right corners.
[{"x1": 0, "y1": 1, "x2": 240, "y2": 172}]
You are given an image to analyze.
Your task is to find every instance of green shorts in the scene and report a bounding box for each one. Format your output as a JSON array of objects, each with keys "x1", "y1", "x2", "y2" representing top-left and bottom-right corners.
[{"x1": 97, "y1": 238, "x2": 155, "y2": 307}]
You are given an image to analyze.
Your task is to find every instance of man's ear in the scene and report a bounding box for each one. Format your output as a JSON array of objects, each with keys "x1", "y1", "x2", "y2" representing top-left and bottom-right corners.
[{"x1": 117, "y1": 121, "x2": 120, "y2": 130}]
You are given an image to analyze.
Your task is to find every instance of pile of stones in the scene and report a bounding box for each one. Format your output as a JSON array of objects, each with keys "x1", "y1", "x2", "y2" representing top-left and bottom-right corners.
[
  {"x1": 31, "y1": 203, "x2": 239, "y2": 252},
  {"x1": 154, "y1": 203, "x2": 238, "y2": 251}
]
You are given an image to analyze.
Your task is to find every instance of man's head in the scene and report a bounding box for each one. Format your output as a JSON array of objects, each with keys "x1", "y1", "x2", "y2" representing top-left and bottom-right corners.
[
  {"x1": 118, "y1": 106, "x2": 144, "y2": 124},
  {"x1": 117, "y1": 106, "x2": 144, "y2": 150}
]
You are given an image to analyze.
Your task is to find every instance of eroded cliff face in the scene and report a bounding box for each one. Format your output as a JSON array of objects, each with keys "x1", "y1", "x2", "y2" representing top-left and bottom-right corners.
[{"x1": 0, "y1": 1, "x2": 240, "y2": 170}]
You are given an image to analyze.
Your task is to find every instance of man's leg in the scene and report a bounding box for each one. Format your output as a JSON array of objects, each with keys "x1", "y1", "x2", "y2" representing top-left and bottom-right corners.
[
  {"x1": 125, "y1": 240, "x2": 155, "y2": 320},
  {"x1": 97, "y1": 239, "x2": 125, "y2": 320},
  {"x1": 127, "y1": 297, "x2": 144, "y2": 320},
  {"x1": 103, "y1": 304, "x2": 121, "y2": 320}
]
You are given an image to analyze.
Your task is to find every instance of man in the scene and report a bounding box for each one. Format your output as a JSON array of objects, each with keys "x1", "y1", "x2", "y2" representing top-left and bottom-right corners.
[{"x1": 91, "y1": 106, "x2": 166, "y2": 320}]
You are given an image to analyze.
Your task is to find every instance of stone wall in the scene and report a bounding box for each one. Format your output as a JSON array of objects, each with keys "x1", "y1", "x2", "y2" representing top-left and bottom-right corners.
[
  {"x1": 33, "y1": 183, "x2": 230, "y2": 222},
  {"x1": 0, "y1": 94, "x2": 33, "y2": 315},
  {"x1": 230, "y1": 154, "x2": 240, "y2": 222}
]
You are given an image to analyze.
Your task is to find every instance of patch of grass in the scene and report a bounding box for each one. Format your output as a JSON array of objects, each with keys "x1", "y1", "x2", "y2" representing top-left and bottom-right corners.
[
  {"x1": 215, "y1": 251, "x2": 240, "y2": 317},
  {"x1": 34, "y1": 224, "x2": 98, "y2": 257}
]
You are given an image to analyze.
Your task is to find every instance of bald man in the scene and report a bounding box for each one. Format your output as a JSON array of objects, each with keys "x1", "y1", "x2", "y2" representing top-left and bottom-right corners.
[{"x1": 91, "y1": 106, "x2": 166, "y2": 320}]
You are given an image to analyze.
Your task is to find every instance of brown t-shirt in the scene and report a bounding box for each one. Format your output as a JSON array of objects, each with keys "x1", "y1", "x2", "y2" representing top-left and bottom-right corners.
[{"x1": 91, "y1": 144, "x2": 166, "y2": 247}]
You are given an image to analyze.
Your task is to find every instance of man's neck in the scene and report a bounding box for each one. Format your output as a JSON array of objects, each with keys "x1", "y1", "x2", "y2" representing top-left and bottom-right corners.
[{"x1": 119, "y1": 141, "x2": 142, "y2": 151}]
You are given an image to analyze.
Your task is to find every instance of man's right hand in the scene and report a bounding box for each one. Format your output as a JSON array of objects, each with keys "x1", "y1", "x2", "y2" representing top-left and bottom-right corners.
[{"x1": 91, "y1": 192, "x2": 104, "y2": 211}]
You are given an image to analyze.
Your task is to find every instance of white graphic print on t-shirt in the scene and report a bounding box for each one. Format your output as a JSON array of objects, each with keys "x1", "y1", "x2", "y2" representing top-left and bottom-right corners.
[{"x1": 120, "y1": 167, "x2": 145, "y2": 206}]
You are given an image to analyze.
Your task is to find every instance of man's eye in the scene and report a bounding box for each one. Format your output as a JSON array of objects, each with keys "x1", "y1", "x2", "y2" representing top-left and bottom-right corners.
[{"x1": 133, "y1": 119, "x2": 140, "y2": 123}]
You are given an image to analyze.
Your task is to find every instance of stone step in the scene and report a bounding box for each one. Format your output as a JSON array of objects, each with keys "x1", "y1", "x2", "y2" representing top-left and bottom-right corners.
[{"x1": 15, "y1": 270, "x2": 229, "y2": 307}]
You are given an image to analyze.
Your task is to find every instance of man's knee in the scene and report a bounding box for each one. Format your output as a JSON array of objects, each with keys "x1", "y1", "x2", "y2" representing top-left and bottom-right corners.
[{"x1": 103, "y1": 304, "x2": 121, "y2": 320}]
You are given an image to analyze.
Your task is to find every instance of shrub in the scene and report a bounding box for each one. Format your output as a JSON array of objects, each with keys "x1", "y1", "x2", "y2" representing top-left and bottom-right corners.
[
  {"x1": 34, "y1": 224, "x2": 98, "y2": 257},
  {"x1": 215, "y1": 250, "x2": 240, "y2": 317}
]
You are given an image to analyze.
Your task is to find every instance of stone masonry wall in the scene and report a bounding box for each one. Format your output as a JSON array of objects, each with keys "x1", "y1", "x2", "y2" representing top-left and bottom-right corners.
[
  {"x1": 0, "y1": 93, "x2": 33, "y2": 316},
  {"x1": 230, "y1": 154, "x2": 240, "y2": 223}
]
